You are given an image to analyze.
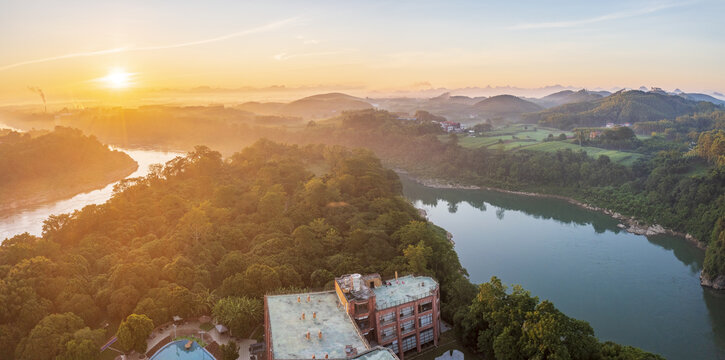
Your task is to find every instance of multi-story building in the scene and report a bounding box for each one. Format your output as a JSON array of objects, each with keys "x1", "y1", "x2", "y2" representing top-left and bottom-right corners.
[
  {"x1": 334, "y1": 273, "x2": 440, "y2": 360},
  {"x1": 263, "y1": 273, "x2": 440, "y2": 360}
]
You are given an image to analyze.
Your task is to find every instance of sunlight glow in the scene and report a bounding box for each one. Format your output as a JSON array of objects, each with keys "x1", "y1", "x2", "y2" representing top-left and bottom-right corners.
[{"x1": 99, "y1": 68, "x2": 134, "y2": 89}]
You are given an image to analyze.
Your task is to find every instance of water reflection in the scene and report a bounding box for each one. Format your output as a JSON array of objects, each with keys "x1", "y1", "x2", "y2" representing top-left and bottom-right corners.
[
  {"x1": 401, "y1": 175, "x2": 622, "y2": 233},
  {"x1": 399, "y1": 174, "x2": 725, "y2": 359}
]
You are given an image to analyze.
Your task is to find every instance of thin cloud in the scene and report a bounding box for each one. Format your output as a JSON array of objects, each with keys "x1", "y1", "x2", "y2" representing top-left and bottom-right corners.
[
  {"x1": 508, "y1": 2, "x2": 692, "y2": 30},
  {"x1": 273, "y1": 49, "x2": 357, "y2": 61},
  {"x1": 134, "y1": 17, "x2": 299, "y2": 51},
  {"x1": 0, "y1": 17, "x2": 300, "y2": 72},
  {"x1": 0, "y1": 47, "x2": 127, "y2": 71}
]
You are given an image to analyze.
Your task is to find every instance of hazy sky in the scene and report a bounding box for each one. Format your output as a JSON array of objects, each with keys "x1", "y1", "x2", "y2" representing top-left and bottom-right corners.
[{"x1": 1, "y1": 0, "x2": 724, "y2": 101}]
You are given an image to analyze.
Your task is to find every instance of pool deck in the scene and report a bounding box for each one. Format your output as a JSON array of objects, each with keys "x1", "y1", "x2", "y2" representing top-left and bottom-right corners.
[
  {"x1": 373, "y1": 275, "x2": 438, "y2": 310},
  {"x1": 144, "y1": 320, "x2": 254, "y2": 360},
  {"x1": 267, "y1": 291, "x2": 368, "y2": 360}
]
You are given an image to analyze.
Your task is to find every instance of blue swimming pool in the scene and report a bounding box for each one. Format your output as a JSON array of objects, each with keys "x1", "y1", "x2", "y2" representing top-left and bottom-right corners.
[{"x1": 149, "y1": 340, "x2": 216, "y2": 360}]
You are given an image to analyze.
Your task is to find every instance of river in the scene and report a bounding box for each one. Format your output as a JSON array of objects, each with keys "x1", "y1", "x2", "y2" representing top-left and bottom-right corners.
[
  {"x1": 0, "y1": 147, "x2": 183, "y2": 240},
  {"x1": 400, "y1": 176, "x2": 725, "y2": 360}
]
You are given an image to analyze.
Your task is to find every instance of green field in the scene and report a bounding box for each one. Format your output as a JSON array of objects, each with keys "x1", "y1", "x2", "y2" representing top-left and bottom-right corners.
[
  {"x1": 445, "y1": 125, "x2": 643, "y2": 166},
  {"x1": 520, "y1": 141, "x2": 643, "y2": 165}
]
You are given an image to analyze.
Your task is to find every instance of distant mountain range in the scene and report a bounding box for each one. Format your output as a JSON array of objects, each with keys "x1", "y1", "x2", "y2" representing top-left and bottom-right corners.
[
  {"x1": 231, "y1": 87, "x2": 724, "y2": 127},
  {"x1": 523, "y1": 90, "x2": 721, "y2": 129},
  {"x1": 529, "y1": 89, "x2": 607, "y2": 108}
]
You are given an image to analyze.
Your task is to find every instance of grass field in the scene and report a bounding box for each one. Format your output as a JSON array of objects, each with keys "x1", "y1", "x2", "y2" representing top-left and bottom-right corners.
[
  {"x1": 444, "y1": 125, "x2": 643, "y2": 166},
  {"x1": 520, "y1": 141, "x2": 643, "y2": 166}
]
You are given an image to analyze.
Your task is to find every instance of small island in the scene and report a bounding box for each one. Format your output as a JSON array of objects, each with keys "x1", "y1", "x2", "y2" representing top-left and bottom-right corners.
[{"x1": 0, "y1": 126, "x2": 137, "y2": 212}]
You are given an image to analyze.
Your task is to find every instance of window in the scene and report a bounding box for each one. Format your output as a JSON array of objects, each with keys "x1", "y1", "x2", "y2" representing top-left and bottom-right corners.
[
  {"x1": 420, "y1": 329, "x2": 434, "y2": 346},
  {"x1": 400, "y1": 319, "x2": 414, "y2": 334},
  {"x1": 399, "y1": 306, "x2": 414, "y2": 318},
  {"x1": 386, "y1": 341, "x2": 399, "y2": 354},
  {"x1": 418, "y1": 301, "x2": 433, "y2": 313},
  {"x1": 381, "y1": 327, "x2": 396, "y2": 341},
  {"x1": 419, "y1": 313, "x2": 432, "y2": 328},
  {"x1": 401, "y1": 335, "x2": 417, "y2": 352},
  {"x1": 380, "y1": 312, "x2": 395, "y2": 325},
  {"x1": 357, "y1": 319, "x2": 368, "y2": 329}
]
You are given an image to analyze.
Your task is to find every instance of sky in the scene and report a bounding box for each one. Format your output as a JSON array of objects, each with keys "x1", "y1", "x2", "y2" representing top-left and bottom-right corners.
[{"x1": 1, "y1": 0, "x2": 724, "y2": 104}]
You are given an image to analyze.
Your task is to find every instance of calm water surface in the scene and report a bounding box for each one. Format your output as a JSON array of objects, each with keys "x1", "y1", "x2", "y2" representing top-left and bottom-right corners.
[
  {"x1": 401, "y1": 176, "x2": 725, "y2": 360},
  {"x1": 0, "y1": 148, "x2": 183, "y2": 239}
]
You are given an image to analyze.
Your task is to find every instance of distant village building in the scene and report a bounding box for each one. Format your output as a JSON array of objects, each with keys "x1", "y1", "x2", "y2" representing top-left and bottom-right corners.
[
  {"x1": 264, "y1": 273, "x2": 440, "y2": 360},
  {"x1": 440, "y1": 121, "x2": 462, "y2": 133},
  {"x1": 605, "y1": 122, "x2": 631, "y2": 129}
]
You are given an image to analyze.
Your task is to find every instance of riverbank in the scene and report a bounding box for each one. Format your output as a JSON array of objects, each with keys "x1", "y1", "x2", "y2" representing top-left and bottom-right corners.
[
  {"x1": 396, "y1": 170, "x2": 724, "y2": 289},
  {"x1": 0, "y1": 162, "x2": 138, "y2": 215}
]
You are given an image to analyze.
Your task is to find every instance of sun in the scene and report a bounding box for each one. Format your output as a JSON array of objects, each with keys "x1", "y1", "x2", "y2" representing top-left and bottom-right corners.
[{"x1": 100, "y1": 68, "x2": 133, "y2": 89}]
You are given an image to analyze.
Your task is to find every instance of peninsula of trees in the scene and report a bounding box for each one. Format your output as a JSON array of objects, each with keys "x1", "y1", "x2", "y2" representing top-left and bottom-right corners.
[{"x1": 0, "y1": 127, "x2": 137, "y2": 212}]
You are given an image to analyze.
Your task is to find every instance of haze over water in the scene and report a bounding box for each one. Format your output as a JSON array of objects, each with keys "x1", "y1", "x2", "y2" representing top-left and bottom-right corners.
[
  {"x1": 400, "y1": 176, "x2": 725, "y2": 360},
  {"x1": 0, "y1": 148, "x2": 182, "y2": 240}
]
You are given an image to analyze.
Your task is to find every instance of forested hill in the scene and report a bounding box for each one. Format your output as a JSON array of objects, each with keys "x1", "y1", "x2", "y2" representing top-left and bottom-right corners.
[
  {"x1": 0, "y1": 141, "x2": 657, "y2": 359},
  {"x1": 524, "y1": 90, "x2": 721, "y2": 129},
  {"x1": 0, "y1": 126, "x2": 137, "y2": 211}
]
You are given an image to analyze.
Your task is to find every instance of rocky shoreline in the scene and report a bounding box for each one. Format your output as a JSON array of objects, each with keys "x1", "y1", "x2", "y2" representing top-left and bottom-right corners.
[{"x1": 400, "y1": 172, "x2": 723, "y2": 289}]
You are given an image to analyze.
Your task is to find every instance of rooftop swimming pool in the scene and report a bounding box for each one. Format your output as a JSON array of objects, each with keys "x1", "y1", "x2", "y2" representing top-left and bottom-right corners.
[{"x1": 149, "y1": 340, "x2": 216, "y2": 360}]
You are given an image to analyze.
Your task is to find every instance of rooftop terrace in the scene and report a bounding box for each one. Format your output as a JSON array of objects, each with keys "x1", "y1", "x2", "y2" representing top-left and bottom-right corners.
[
  {"x1": 267, "y1": 291, "x2": 368, "y2": 360},
  {"x1": 372, "y1": 275, "x2": 438, "y2": 310}
]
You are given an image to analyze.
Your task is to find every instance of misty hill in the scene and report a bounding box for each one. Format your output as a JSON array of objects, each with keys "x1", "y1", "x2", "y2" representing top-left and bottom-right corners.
[
  {"x1": 678, "y1": 93, "x2": 725, "y2": 106},
  {"x1": 370, "y1": 94, "x2": 481, "y2": 123},
  {"x1": 236, "y1": 101, "x2": 285, "y2": 115},
  {"x1": 525, "y1": 90, "x2": 720, "y2": 129},
  {"x1": 471, "y1": 95, "x2": 543, "y2": 122},
  {"x1": 279, "y1": 93, "x2": 373, "y2": 119},
  {"x1": 533, "y1": 89, "x2": 604, "y2": 108},
  {"x1": 429, "y1": 92, "x2": 484, "y2": 105},
  {"x1": 236, "y1": 93, "x2": 373, "y2": 119},
  {"x1": 590, "y1": 90, "x2": 613, "y2": 97}
]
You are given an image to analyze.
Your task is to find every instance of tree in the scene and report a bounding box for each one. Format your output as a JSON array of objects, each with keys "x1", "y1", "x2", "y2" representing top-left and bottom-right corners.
[
  {"x1": 57, "y1": 327, "x2": 105, "y2": 360},
  {"x1": 310, "y1": 269, "x2": 334, "y2": 288},
  {"x1": 220, "y1": 340, "x2": 240, "y2": 360},
  {"x1": 473, "y1": 123, "x2": 493, "y2": 133},
  {"x1": 242, "y1": 264, "x2": 281, "y2": 297},
  {"x1": 212, "y1": 297, "x2": 263, "y2": 337},
  {"x1": 404, "y1": 241, "x2": 433, "y2": 274},
  {"x1": 15, "y1": 312, "x2": 85, "y2": 360},
  {"x1": 116, "y1": 314, "x2": 154, "y2": 354}
]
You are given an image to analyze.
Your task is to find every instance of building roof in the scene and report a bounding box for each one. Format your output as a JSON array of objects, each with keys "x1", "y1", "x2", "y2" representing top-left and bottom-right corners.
[
  {"x1": 353, "y1": 347, "x2": 398, "y2": 360},
  {"x1": 267, "y1": 291, "x2": 368, "y2": 360},
  {"x1": 373, "y1": 275, "x2": 438, "y2": 310}
]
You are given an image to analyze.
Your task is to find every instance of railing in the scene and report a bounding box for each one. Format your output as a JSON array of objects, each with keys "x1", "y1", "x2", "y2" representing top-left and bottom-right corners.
[
  {"x1": 376, "y1": 290, "x2": 437, "y2": 310},
  {"x1": 381, "y1": 333, "x2": 397, "y2": 342},
  {"x1": 379, "y1": 316, "x2": 396, "y2": 326}
]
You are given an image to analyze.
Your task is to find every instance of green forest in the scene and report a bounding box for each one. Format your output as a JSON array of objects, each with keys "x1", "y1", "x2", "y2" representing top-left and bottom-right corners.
[
  {"x1": 0, "y1": 127, "x2": 137, "y2": 211},
  {"x1": 0, "y1": 141, "x2": 658, "y2": 359}
]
